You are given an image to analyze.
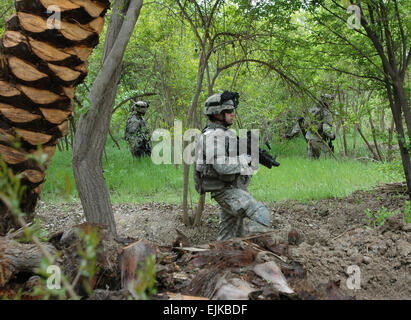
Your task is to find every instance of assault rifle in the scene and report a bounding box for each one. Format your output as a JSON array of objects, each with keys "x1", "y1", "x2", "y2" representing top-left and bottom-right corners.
[
  {"x1": 260, "y1": 140, "x2": 281, "y2": 168},
  {"x1": 326, "y1": 136, "x2": 335, "y2": 153},
  {"x1": 238, "y1": 131, "x2": 280, "y2": 169},
  {"x1": 297, "y1": 116, "x2": 307, "y2": 142},
  {"x1": 317, "y1": 127, "x2": 335, "y2": 153}
]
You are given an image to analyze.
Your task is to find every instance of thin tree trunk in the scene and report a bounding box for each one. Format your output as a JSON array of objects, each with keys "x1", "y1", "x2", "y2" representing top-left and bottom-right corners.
[
  {"x1": 368, "y1": 113, "x2": 383, "y2": 161},
  {"x1": 387, "y1": 118, "x2": 395, "y2": 162},
  {"x1": 380, "y1": 105, "x2": 385, "y2": 132},
  {"x1": 57, "y1": 140, "x2": 63, "y2": 152},
  {"x1": 194, "y1": 194, "x2": 206, "y2": 226},
  {"x1": 206, "y1": 63, "x2": 213, "y2": 96},
  {"x1": 393, "y1": 80, "x2": 411, "y2": 145},
  {"x1": 108, "y1": 128, "x2": 121, "y2": 150},
  {"x1": 182, "y1": 149, "x2": 191, "y2": 226},
  {"x1": 186, "y1": 52, "x2": 207, "y2": 129},
  {"x1": 340, "y1": 92, "x2": 348, "y2": 157},
  {"x1": 385, "y1": 79, "x2": 411, "y2": 200},
  {"x1": 353, "y1": 123, "x2": 358, "y2": 159},
  {"x1": 156, "y1": 59, "x2": 175, "y2": 127},
  {"x1": 353, "y1": 99, "x2": 358, "y2": 159},
  {"x1": 182, "y1": 51, "x2": 208, "y2": 226},
  {"x1": 335, "y1": 122, "x2": 342, "y2": 156},
  {"x1": 342, "y1": 125, "x2": 348, "y2": 157},
  {"x1": 64, "y1": 134, "x2": 70, "y2": 151},
  {"x1": 357, "y1": 127, "x2": 379, "y2": 160},
  {"x1": 73, "y1": 0, "x2": 143, "y2": 237},
  {"x1": 357, "y1": 1, "x2": 411, "y2": 198},
  {"x1": 193, "y1": 61, "x2": 215, "y2": 226},
  {"x1": 69, "y1": 116, "x2": 76, "y2": 150}
]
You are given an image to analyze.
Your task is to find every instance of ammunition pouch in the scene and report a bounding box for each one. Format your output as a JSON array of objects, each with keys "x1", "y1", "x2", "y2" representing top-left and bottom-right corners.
[{"x1": 193, "y1": 164, "x2": 236, "y2": 194}]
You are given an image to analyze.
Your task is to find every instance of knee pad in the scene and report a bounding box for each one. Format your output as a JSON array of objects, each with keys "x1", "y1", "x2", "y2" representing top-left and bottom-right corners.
[{"x1": 248, "y1": 203, "x2": 270, "y2": 227}]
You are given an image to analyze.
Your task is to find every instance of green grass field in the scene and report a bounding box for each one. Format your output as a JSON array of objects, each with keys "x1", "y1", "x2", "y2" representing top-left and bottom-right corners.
[{"x1": 41, "y1": 135, "x2": 404, "y2": 205}]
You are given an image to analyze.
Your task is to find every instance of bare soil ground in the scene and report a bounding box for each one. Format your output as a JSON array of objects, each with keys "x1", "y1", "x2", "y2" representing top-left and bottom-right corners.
[{"x1": 35, "y1": 182, "x2": 410, "y2": 300}]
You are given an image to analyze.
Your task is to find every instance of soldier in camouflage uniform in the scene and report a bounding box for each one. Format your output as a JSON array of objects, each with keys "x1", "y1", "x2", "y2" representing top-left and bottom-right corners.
[
  {"x1": 285, "y1": 116, "x2": 307, "y2": 140},
  {"x1": 124, "y1": 100, "x2": 151, "y2": 158},
  {"x1": 193, "y1": 91, "x2": 272, "y2": 241},
  {"x1": 285, "y1": 94, "x2": 335, "y2": 159},
  {"x1": 305, "y1": 94, "x2": 335, "y2": 159}
]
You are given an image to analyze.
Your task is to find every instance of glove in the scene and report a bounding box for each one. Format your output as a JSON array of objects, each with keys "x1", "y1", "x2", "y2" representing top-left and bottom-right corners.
[
  {"x1": 244, "y1": 154, "x2": 253, "y2": 165},
  {"x1": 239, "y1": 155, "x2": 255, "y2": 176}
]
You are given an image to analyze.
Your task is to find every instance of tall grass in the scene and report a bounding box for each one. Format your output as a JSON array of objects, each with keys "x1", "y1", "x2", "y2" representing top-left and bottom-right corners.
[
  {"x1": 269, "y1": 135, "x2": 389, "y2": 159},
  {"x1": 41, "y1": 134, "x2": 404, "y2": 204},
  {"x1": 249, "y1": 157, "x2": 401, "y2": 203}
]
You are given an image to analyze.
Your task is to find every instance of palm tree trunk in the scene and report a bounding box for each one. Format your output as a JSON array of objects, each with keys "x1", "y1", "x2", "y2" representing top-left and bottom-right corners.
[{"x1": 0, "y1": 0, "x2": 110, "y2": 235}]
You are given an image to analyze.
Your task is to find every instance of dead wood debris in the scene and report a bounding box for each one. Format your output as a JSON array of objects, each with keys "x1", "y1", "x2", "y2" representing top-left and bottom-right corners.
[{"x1": 0, "y1": 225, "x2": 354, "y2": 300}]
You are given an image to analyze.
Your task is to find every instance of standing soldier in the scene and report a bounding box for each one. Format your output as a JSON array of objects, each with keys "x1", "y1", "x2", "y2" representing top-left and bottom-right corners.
[
  {"x1": 124, "y1": 100, "x2": 151, "y2": 158},
  {"x1": 285, "y1": 94, "x2": 335, "y2": 159},
  {"x1": 193, "y1": 91, "x2": 272, "y2": 241},
  {"x1": 305, "y1": 93, "x2": 335, "y2": 159}
]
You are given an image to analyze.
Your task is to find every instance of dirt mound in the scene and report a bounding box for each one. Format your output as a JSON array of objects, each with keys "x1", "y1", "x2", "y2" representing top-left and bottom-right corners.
[
  {"x1": 35, "y1": 182, "x2": 410, "y2": 299},
  {"x1": 271, "y1": 182, "x2": 410, "y2": 300},
  {"x1": 287, "y1": 215, "x2": 410, "y2": 299}
]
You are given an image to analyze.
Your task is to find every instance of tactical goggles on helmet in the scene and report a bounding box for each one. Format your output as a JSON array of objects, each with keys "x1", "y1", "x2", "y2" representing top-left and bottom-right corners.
[
  {"x1": 204, "y1": 91, "x2": 239, "y2": 108},
  {"x1": 320, "y1": 94, "x2": 335, "y2": 101}
]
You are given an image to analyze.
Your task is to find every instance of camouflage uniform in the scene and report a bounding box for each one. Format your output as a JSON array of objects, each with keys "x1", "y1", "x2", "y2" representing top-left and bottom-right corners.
[
  {"x1": 305, "y1": 94, "x2": 335, "y2": 159},
  {"x1": 124, "y1": 101, "x2": 151, "y2": 158},
  {"x1": 193, "y1": 92, "x2": 271, "y2": 241},
  {"x1": 286, "y1": 117, "x2": 307, "y2": 139}
]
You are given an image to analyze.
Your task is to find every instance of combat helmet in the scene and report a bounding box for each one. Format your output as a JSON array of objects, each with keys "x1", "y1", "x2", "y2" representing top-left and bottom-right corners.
[
  {"x1": 131, "y1": 100, "x2": 150, "y2": 114},
  {"x1": 204, "y1": 90, "x2": 239, "y2": 115},
  {"x1": 320, "y1": 93, "x2": 335, "y2": 105}
]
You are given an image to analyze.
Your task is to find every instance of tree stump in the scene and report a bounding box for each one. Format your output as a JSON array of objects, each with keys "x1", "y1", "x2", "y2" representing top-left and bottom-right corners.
[
  {"x1": 119, "y1": 239, "x2": 158, "y2": 292},
  {"x1": 57, "y1": 223, "x2": 123, "y2": 295}
]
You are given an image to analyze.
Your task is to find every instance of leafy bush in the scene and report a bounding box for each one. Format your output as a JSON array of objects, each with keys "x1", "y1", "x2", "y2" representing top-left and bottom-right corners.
[
  {"x1": 403, "y1": 201, "x2": 411, "y2": 224},
  {"x1": 364, "y1": 207, "x2": 400, "y2": 228}
]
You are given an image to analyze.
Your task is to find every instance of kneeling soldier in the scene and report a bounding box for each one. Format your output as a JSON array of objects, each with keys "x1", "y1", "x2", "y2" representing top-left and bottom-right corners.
[{"x1": 193, "y1": 91, "x2": 272, "y2": 241}]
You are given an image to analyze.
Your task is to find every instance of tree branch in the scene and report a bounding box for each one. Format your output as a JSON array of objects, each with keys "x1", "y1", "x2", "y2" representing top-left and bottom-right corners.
[
  {"x1": 358, "y1": 2, "x2": 396, "y2": 79},
  {"x1": 176, "y1": 0, "x2": 205, "y2": 49},
  {"x1": 324, "y1": 65, "x2": 384, "y2": 83},
  {"x1": 394, "y1": 0, "x2": 408, "y2": 78},
  {"x1": 88, "y1": 0, "x2": 144, "y2": 110},
  {"x1": 215, "y1": 58, "x2": 317, "y2": 102},
  {"x1": 327, "y1": 0, "x2": 368, "y2": 37},
  {"x1": 0, "y1": 3, "x2": 13, "y2": 20},
  {"x1": 112, "y1": 92, "x2": 156, "y2": 115},
  {"x1": 188, "y1": 0, "x2": 206, "y2": 28},
  {"x1": 378, "y1": 0, "x2": 398, "y2": 75},
  {"x1": 206, "y1": 0, "x2": 222, "y2": 31},
  {"x1": 404, "y1": 47, "x2": 411, "y2": 77},
  {"x1": 311, "y1": 4, "x2": 383, "y2": 73}
]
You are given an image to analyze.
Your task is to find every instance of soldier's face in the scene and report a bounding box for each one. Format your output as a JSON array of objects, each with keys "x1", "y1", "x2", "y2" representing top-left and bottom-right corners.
[{"x1": 224, "y1": 110, "x2": 235, "y2": 125}]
